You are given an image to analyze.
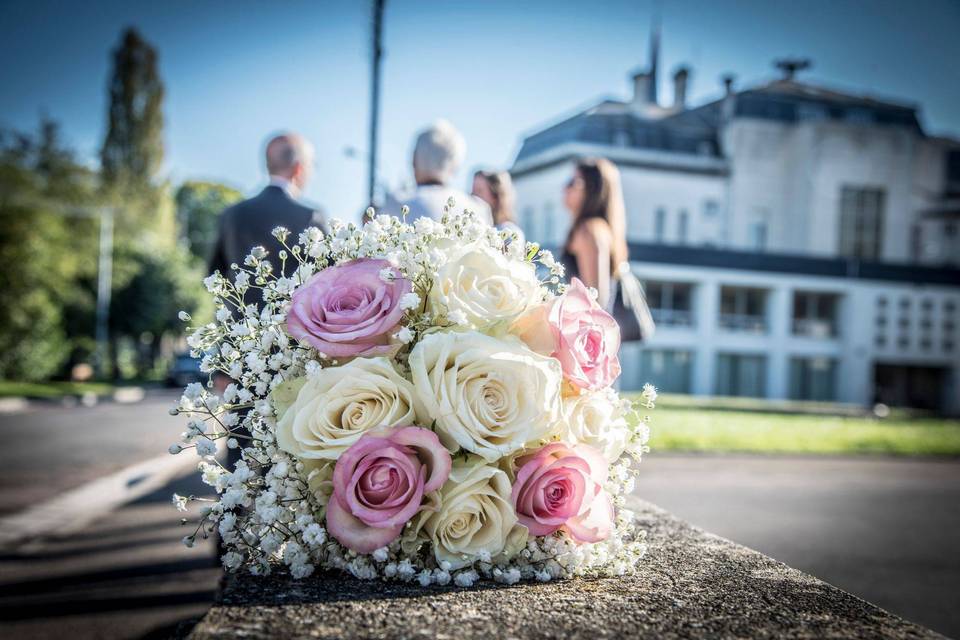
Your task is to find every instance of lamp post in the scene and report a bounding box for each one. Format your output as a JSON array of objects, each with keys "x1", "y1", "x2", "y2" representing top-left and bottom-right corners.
[
  {"x1": 93, "y1": 208, "x2": 114, "y2": 379},
  {"x1": 61, "y1": 206, "x2": 114, "y2": 378},
  {"x1": 368, "y1": 0, "x2": 385, "y2": 207}
]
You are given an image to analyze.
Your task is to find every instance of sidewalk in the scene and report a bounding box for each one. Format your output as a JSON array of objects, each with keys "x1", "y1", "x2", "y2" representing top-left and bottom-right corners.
[{"x1": 0, "y1": 472, "x2": 220, "y2": 640}]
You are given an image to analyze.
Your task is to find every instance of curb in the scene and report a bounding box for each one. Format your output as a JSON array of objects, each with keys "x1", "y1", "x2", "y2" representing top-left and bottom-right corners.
[
  {"x1": 0, "y1": 451, "x2": 198, "y2": 550},
  {"x1": 0, "y1": 386, "x2": 178, "y2": 415}
]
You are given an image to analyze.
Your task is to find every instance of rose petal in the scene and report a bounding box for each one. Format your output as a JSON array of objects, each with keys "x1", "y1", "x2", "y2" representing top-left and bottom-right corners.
[{"x1": 326, "y1": 494, "x2": 403, "y2": 553}]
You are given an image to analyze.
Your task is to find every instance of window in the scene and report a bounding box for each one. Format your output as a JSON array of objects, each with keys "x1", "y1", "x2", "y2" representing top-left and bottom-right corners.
[
  {"x1": 703, "y1": 200, "x2": 719, "y2": 217},
  {"x1": 792, "y1": 292, "x2": 840, "y2": 338},
  {"x1": 645, "y1": 281, "x2": 695, "y2": 327},
  {"x1": 719, "y1": 286, "x2": 768, "y2": 333},
  {"x1": 749, "y1": 222, "x2": 767, "y2": 250},
  {"x1": 838, "y1": 186, "x2": 885, "y2": 260},
  {"x1": 797, "y1": 103, "x2": 828, "y2": 121},
  {"x1": 636, "y1": 350, "x2": 693, "y2": 394},
  {"x1": 654, "y1": 208, "x2": 667, "y2": 242},
  {"x1": 677, "y1": 210, "x2": 689, "y2": 244},
  {"x1": 715, "y1": 354, "x2": 767, "y2": 398},
  {"x1": 789, "y1": 357, "x2": 837, "y2": 401}
]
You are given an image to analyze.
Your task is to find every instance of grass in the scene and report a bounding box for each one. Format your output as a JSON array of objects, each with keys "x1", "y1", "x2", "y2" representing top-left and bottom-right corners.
[
  {"x1": 629, "y1": 393, "x2": 960, "y2": 457},
  {"x1": 0, "y1": 380, "x2": 117, "y2": 399}
]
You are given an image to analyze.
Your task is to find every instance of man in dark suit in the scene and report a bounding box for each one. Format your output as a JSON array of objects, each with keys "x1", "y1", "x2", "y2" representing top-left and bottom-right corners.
[{"x1": 209, "y1": 132, "x2": 326, "y2": 288}]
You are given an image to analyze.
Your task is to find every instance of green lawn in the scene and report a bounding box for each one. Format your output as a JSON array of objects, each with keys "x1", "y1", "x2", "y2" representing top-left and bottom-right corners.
[
  {"x1": 0, "y1": 380, "x2": 117, "y2": 399},
  {"x1": 630, "y1": 394, "x2": 960, "y2": 457}
]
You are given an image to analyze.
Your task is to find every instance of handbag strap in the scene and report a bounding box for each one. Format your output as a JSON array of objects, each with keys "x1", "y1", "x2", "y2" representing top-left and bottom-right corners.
[{"x1": 614, "y1": 262, "x2": 656, "y2": 340}]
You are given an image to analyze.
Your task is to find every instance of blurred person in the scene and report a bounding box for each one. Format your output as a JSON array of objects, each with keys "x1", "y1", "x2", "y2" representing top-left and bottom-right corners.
[
  {"x1": 560, "y1": 157, "x2": 629, "y2": 308},
  {"x1": 384, "y1": 120, "x2": 492, "y2": 224},
  {"x1": 473, "y1": 169, "x2": 524, "y2": 244},
  {"x1": 208, "y1": 132, "x2": 326, "y2": 397},
  {"x1": 209, "y1": 132, "x2": 326, "y2": 285}
]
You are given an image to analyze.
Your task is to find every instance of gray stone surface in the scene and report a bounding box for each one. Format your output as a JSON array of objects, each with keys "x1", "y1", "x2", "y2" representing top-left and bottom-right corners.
[{"x1": 186, "y1": 500, "x2": 945, "y2": 640}]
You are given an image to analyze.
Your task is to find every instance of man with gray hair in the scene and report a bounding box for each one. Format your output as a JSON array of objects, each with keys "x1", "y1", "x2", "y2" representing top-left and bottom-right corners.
[
  {"x1": 385, "y1": 120, "x2": 492, "y2": 224},
  {"x1": 209, "y1": 132, "x2": 326, "y2": 289}
]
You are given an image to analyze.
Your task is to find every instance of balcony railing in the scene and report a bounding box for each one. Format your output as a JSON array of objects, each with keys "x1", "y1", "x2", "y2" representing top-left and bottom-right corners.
[
  {"x1": 718, "y1": 313, "x2": 767, "y2": 333},
  {"x1": 650, "y1": 308, "x2": 695, "y2": 328},
  {"x1": 792, "y1": 318, "x2": 837, "y2": 339}
]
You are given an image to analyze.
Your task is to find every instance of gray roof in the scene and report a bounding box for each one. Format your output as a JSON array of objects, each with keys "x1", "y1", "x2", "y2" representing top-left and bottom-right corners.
[{"x1": 513, "y1": 79, "x2": 924, "y2": 167}]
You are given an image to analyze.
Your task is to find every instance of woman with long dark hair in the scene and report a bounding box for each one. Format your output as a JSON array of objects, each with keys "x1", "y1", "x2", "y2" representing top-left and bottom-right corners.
[{"x1": 561, "y1": 157, "x2": 629, "y2": 308}]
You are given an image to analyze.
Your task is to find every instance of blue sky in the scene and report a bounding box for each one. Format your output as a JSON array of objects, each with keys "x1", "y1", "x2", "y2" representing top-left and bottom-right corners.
[{"x1": 2, "y1": 0, "x2": 959, "y2": 221}]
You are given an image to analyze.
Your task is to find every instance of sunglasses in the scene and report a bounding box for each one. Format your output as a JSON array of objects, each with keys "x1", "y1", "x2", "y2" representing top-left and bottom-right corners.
[{"x1": 565, "y1": 177, "x2": 584, "y2": 189}]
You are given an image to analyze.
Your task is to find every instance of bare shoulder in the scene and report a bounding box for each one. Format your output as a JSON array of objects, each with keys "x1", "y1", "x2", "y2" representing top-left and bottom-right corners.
[{"x1": 572, "y1": 219, "x2": 612, "y2": 246}]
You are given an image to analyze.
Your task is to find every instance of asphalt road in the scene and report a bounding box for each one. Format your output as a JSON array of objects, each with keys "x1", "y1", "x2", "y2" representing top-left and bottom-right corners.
[
  {"x1": 0, "y1": 391, "x2": 184, "y2": 516},
  {"x1": 1, "y1": 398, "x2": 958, "y2": 638},
  {"x1": 635, "y1": 453, "x2": 960, "y2": 639}
]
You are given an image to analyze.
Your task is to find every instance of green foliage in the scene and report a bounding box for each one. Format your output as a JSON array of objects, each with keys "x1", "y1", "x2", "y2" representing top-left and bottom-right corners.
[
  {"x1": 0, "y1": 120, "x2": 100, "y2": 381},
  {"x1": 626, "y1": 394, "x2": 960, "y2": 456},
  {"x1": 110, "y1": 244, "x2": 204, "y2": 340},
  {"x1": 175, "y1": 180, "x2": 243, "y2": 262}
]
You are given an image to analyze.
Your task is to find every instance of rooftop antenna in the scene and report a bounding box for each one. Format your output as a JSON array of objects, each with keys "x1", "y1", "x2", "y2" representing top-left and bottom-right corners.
[
  {"x1": 774, "y1": 58, "x2": 812, "y2": 81},
  {"x1": 648, "y1": 4, "x2": 661, "y2": 104}
]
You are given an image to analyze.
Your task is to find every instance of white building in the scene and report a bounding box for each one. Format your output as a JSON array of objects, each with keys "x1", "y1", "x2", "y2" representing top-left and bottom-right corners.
[{"x1": 510, "y1": 40, "x2": 960, "y2": 413}]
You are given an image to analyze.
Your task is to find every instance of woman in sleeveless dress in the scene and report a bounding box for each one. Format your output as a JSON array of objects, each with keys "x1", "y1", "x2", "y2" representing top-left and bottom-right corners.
[{"x1": 560, "y1": 157, "x2": 629, "y2": 308}]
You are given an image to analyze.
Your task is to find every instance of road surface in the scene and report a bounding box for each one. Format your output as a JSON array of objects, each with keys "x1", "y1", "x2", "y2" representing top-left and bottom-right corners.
[{"x1": 0, "y1": 398, "x2": 958, "y2": 638}]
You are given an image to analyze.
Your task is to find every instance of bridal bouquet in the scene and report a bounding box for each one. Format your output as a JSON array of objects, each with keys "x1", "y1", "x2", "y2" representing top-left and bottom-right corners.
[{"x1": 170, "y1": 203, "x2": 654, "y2": 585}]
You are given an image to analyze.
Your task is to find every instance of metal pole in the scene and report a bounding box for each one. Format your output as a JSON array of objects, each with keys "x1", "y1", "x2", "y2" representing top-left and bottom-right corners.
[
  {"x1": 368, "y1": 0, "x2": 385, "y2": 207},
  {"x1": 94, "y1": 208, "x2": 114, "y2": 378}
]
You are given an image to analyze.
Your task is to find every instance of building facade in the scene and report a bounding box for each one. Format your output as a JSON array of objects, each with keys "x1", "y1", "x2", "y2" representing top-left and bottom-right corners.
[{"x1": 510, "y1": 47, "x2": 960, "y2": 413}]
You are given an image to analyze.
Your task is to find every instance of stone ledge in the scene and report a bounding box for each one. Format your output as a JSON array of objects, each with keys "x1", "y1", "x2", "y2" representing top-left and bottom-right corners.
[{"x1": 186, "y1": 500, "x2": 943, "y2": 639}]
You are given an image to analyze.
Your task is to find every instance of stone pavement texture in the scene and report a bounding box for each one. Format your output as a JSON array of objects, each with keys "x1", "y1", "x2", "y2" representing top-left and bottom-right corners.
[{"x1": 185, "y1": 500, "x2": 944, "y2": 640}]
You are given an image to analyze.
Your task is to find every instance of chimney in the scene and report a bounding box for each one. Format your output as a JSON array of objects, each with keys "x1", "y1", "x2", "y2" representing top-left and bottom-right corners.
[
  {"x1": 672, "y1": 66, "x2": 690, "y2": 110},
  {"x1": 632, "y1": 71, "x2": 654, "y2": 108},
  {"x1": 721, "y1": 74, "x2": 737, "y2": 121},
  {"x1": 722, "y1": 73, "x2": 736, "y2": 96}
]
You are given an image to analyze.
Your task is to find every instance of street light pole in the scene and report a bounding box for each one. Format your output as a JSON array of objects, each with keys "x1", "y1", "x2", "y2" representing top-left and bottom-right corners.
[
  {"x1": 94, "y1": 208, "x2": 114, "y2": 378},
  {"x1": 368, "y1": 0, "x2": 385, "y2": 207}
]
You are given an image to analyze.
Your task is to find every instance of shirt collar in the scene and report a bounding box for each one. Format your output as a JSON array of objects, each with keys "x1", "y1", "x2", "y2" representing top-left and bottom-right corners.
[{"x1": 268, "y1": 175, "x2": 299, "y2": 198}]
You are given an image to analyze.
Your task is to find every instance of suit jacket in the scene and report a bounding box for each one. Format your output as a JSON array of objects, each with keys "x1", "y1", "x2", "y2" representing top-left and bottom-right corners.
[{"x1": 208, "y1": 185, "x2": 326, "y2": 283}]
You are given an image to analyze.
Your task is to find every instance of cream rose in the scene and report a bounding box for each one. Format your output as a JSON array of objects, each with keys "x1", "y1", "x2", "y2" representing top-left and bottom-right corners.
[
  {"x1": 402, "y1": 456, "x2": 528, "y2": 569},
  {"x1": 409, "y1": 330, "x2": 561, "y2": 462},
  {"x1": 276, "y1": 357, "x2": 419, "y2": 460},
  {"x1": 559, "y1": 388, "x2": 630, "y2": 463},
  {"x1": 429, "y1": 240, "x2": 542, "y2": 328}
]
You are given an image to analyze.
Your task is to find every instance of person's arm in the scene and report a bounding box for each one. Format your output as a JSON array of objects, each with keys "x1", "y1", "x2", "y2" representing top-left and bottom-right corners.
[{"x1": 572, "y1": 220, "x2": 613, "y2": 307}]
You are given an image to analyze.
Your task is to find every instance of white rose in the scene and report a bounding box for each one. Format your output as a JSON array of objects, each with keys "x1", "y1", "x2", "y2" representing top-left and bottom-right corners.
[
  {"x1": 428, "y1": 240, "x2": 542, "y2": 329},
  {"x1": 559, "y1": 388, "x2": 630, "y2": 463},
  {"x1": 276, "y1": 357, "x2": 419, "y2": 460},
  {"x1": 402, "y1": 456, "x2": 528, "y2": 570},
  {"x1": 409, "y1": 330, "x2": 561, "y2": 462}
]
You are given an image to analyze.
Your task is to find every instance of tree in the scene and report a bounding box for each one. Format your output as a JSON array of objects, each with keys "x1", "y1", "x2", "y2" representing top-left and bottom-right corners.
[
  {"x1": 100, "y1": 28, "x2": 164, "y2": 186},
  {"x1": 109, "y1": 244, "x2": 207, "y2": 376},
  {"x1": 0, "y1": 120, "x2": 100, "y2": 381},
  {"x1": 175, "y1": 181, "x2": 243, "y2": 263}
]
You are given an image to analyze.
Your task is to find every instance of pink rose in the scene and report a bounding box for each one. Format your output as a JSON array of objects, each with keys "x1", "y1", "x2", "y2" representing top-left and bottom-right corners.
[
  {"x1": 288, "y1": 258, "x2": 411, "y2": 358},
  {"x1": 327, "y1": 426, "x2": 452, "y2": 553},
  {"x1": 511, "y1": 442, "x2": 613, "y2": 543},
  {"x1": 512, "y1": 277, "x2": 621, "y2": 391}
]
